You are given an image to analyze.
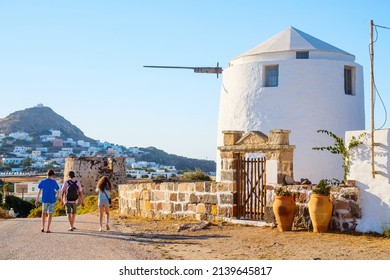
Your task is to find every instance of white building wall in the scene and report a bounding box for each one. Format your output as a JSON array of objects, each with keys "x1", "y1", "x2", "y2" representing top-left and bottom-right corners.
[
  {"x1": 347, "y1": 129, "x2": 390, "y2": 234},
  {"x1": 217, "y1": 57, "x2": 364, "y2": 183}
]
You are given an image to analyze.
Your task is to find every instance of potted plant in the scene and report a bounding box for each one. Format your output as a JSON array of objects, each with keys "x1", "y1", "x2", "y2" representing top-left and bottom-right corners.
[
  {"x1": 273, "y1": 186, "x2": 296, "y2": 232},
  {"x1": 308, "y1": 179, "x2": 333, "y2": 233}
]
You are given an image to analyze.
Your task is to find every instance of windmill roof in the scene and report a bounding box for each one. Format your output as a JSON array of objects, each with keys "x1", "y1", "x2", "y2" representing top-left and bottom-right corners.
[{"x1": 234, "y1": 26, "x2": 352, "y2": 60}]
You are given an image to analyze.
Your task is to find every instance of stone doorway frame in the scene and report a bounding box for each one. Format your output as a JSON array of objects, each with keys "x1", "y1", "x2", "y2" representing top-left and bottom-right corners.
[{"x1": 218, "y1": 130, "x2": 295, "y2": 220}]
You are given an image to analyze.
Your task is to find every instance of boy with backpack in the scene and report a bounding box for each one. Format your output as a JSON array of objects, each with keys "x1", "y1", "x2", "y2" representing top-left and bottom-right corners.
[{"x1": 61, "y1": 171, "x2": 84, "y2": 231}]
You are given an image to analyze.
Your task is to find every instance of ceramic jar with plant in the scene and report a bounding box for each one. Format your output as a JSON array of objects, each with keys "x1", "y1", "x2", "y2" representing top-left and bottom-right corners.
[
  {"x1": 273, "y1": 186, "x2": 296, "y2": 232},
  {"x1": 308, "y1": 179, "x2": 333, "y2": 233}
]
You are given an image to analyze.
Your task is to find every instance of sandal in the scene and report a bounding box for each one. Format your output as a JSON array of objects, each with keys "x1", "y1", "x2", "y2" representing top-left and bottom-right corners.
[
  {"x1": 41, "y1": 229, "x2": 45, "y2": 233},
  {"x1": 46, "y1": 230, "x2": 51, "y2": 233}
]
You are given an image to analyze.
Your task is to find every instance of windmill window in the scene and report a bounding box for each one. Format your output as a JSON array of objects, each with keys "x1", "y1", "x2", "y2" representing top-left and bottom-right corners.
[
  {"x1": 265, "y1": 65, "x2": 279, "y2": 87},
  {"x1": 296, "y1": 51, "x2": 309, "y2": 59},
  {"x1": 344, "y1": 66, "x2": 355, "y2": 95}
]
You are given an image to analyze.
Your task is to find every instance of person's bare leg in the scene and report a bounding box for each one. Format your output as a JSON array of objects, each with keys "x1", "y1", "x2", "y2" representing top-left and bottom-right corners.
[
  {"x1": 105, "y1": 207, "x2": 110, "y2": 230},
  {"x1": 67, "y1": 214, "x2": 73, "y2": 230},
  {"x1": 99, "y1": 207, "x2": 104, "y2": 231},
  {"x1": 46, "y1": 213, "x2": 53, "y2": 232},
  {"x1": 41, "y1": 212, "x2": 46, "y2": 232},
  {"x1": 70, "y1": 214, "x2": 76, "y2": 229}
]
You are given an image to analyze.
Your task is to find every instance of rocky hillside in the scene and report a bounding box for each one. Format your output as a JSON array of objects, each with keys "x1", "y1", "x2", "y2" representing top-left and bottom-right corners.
[{"x1": 0, "y1": 105, "x2": 94, "y2": 142}]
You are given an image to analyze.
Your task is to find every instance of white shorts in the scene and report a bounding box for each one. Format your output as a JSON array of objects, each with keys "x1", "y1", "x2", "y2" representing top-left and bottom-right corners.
[{"x1": 99, "y1": 198, "x2": 110, "y2": 208}]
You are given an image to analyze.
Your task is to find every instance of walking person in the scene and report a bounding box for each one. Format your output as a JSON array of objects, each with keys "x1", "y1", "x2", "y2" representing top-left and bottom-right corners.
[
  {"x1": 35, "y1": 169, "x2": 60, "y2": 233},
  {"x1": 96, "y1": 176, "x2": 112, "y2": 231},
  {"x1": 61, "y1": 171, "x2": 84, "y2": 231}
]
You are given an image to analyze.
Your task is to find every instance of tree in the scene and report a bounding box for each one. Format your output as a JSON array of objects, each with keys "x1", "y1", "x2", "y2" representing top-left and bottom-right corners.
[
  {"x1": 312, "y1": 130, "x2": 366, "y2": 180},
  {"x1": 3, "y1": 182, "x2": 14, "y2": 193},
  {"x1": 21, "y1": 158, "x2": 33, "y2": 170}
]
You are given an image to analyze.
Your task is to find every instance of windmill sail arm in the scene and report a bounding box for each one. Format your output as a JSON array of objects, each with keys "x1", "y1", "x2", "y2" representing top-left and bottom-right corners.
[
  {"x1": 143, "y1": 62, "x2": 223, "y2": 78},
  {"x1": 194, "y1": 67, "x2": 223, "y2": 74}
]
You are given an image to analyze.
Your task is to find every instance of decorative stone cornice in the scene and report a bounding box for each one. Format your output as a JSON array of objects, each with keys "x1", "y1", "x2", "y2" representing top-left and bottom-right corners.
[{"x1": 218, "y1": 129, "x2": 295, "y2": 153}]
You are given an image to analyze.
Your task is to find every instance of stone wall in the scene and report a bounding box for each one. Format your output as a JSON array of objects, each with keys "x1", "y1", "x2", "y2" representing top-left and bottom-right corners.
[
  {"x1": 64, "y1": 156, "x2": 127, "y2": 196},
  {"x1": 118, "y1": 180, "x2": 361, "y2": 232},
  {"x1": 264, "y1": 183, "x2": 362, "y2": 232},
  {"x1": 118, "y1": 180, "x2": 234, "y2": 221}
]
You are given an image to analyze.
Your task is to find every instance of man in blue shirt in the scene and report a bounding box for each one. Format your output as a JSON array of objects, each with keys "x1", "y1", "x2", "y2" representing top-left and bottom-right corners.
[{"x1": 35, "y1": 169, "x2": 59, "y2": 233}]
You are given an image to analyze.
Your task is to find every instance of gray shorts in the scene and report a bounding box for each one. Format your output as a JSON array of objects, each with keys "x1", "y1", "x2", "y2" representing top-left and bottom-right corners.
[{"x1": 65, "y1": 202, "x2": 77, "y2": 214}]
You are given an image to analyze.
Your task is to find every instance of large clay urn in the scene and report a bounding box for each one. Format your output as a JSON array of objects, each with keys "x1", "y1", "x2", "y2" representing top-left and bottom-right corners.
[
  {"x1": 273, "y1": 196, "x2": 296, "y2": 232},
  {"x1": 308, "y1": 194, "x2": 333, "y2": 233}
]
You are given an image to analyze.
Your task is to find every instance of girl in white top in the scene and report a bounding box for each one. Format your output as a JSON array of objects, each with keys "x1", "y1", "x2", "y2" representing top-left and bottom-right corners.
[{"x1": 95, "y1": 176, "x2": 112, "y2": 231}]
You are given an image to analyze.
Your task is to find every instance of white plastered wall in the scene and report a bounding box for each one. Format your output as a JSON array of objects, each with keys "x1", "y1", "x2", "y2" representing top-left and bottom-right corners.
[
  {"x1": 347, "y1": 129, "x2": 390, "y2": 234},
  {"x1": 217, "y1": 56, "x2": 364, "y2": 183}
]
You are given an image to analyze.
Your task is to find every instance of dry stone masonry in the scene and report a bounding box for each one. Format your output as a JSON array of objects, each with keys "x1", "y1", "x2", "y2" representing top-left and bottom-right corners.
[
  {"x1": 64, "y1": 156, "x2": 126, "y2": 196},
  {"x1": 265, "y1": 182, "x2": 362, "y2": 232},
  {"x1": 119, "y1": 180, "x2": 234, "y2": 221}
]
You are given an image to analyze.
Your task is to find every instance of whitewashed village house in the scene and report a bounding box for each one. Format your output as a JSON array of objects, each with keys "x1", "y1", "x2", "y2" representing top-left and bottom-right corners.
[{"x1": 217, "y1": 26, "x2": 365, "y2": 183}]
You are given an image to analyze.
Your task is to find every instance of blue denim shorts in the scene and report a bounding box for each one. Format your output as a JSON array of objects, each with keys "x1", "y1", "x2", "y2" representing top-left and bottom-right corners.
[{"x1": 42, "y1": 203, "x2": 55, "y2": 213}]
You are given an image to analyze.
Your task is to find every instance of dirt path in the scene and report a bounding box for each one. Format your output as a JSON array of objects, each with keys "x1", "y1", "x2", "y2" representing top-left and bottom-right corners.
[{"x1": 1, "y1": 213, "x2": 390, "y2": 260}]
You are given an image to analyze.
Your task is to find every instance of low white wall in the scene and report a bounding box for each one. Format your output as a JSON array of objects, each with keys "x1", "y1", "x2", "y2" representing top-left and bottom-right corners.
[{"x1": 347, "y1": 129, "x2": 390, "y2": 233}]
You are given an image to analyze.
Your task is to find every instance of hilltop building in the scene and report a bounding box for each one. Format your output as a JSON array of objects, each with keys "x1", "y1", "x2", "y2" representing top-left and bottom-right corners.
[{"x1": 217, "y1": 26, "x2": 365, "y2": 182}]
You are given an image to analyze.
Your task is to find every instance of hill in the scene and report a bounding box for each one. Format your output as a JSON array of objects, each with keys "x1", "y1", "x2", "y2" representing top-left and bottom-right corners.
[
  {"x1": 0, "y1": 105, "x2": 216, "y2": 172},
  {"x1": 0, "y1": 105, "x2": 93, "y2": 142},
  {"x1": 138, "y1": 147, "x2": 215, "y2": 173}
]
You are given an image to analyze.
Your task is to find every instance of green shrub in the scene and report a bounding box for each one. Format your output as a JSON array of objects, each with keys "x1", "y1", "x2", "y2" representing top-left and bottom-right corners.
[
  {"x1": 28, "y1": 196, "x2": 98, "y2": 217},
  {"x1": 28, "y1": 206, "x2": 42, "y2": 218},
  {"x1": 312, "y1": 179, "x2": 331, "y2": 195},
  {"x1": 180, "y1": 168, "x2": 211, "y2": 181},
  {"x1": 76, "y1": 195, "x2": 98, "y2": 215},
  {"x1": 4, "y1": 195, "x2": 34, "y2": 218},
  {"x1": 28, "y1": 200, "x2": 64, "y2": 218},
  {"x1": 274, "y1": 186, "x2": 292, "y2": 196},
  {"x1": 53, "y1": 201, "x2": 66, "y2": 216},
  {"x1": 384, "y1": 228, "x2": 390, "y2": 238}
]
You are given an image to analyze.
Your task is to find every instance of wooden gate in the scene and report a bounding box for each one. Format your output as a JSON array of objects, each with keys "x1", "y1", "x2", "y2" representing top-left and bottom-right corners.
[{"x1": 235, "y1": 154, "x2": 266, "y2": 220}]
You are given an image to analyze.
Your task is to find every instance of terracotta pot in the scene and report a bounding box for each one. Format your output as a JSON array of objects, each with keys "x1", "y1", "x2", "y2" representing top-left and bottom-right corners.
[
  {"x1": 308, "y1": 194, "x2": 333, "y2": 233},
  {"x1": 273, "y1": 196, "x2": 296, "y2": 232}
]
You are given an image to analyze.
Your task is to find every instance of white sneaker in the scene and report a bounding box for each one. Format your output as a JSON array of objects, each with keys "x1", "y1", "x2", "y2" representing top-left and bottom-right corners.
[{"x1": 98, "y1": 227, "x2": 102, "y2": 232}]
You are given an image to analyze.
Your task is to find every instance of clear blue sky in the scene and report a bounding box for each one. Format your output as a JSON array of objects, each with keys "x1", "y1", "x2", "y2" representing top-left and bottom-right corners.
[{"x1": 0, "y1": 0, "x2": 389, "y2": 161}]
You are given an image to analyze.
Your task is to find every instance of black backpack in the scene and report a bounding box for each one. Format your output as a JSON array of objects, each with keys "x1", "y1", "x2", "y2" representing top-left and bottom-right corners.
[{"x1": 66, "y1": 180, "x2": 79, "y2": 201}]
